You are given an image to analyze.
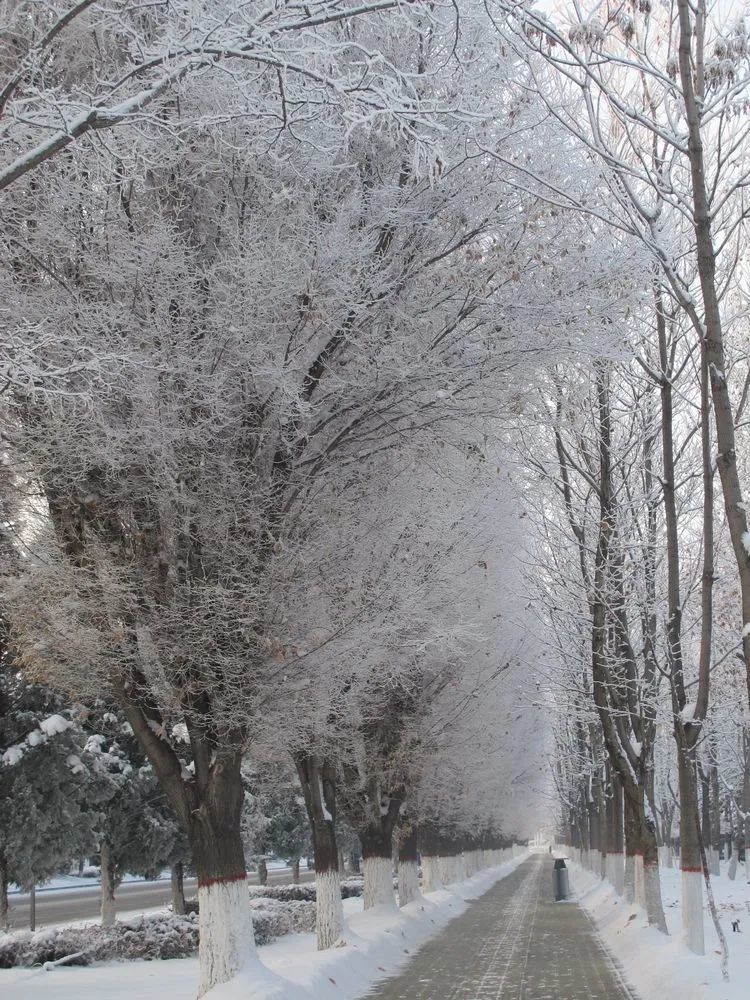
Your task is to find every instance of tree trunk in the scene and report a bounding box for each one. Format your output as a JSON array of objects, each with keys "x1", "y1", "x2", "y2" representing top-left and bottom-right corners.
[
  {"x1": 100, "y1": 841, "x2": 117, "y2": 927},
  {"x1": 588, "y1": 778, "x2": 602, "y2": 878},
  {"x1": 186, "y1": 757, "x2": 255, "y2": 998},
  {"x1": 728, "y1": 817, "x2": 743, "y2": 882},
  {"x1": 291, "y1": 858, "x2": 301, "y2": 885},
  {"x1": 598, "y1": 777, "x2": 608, "y2": 881},
  {"x1": 295, "y1": 753, "x2": 343, "y2": 949},
  {"x1": 678, "y1": 744, "x2": 705, "y2": 955},
  {"x1": 257, "y1": 856, "x2": 268, "y2": 887},
  {"x1": 0, "y1": 854, "x2": 8, "y2": 930},
  {"x1": 624, "y1": 795, "x2": 637, "y2": 904},
  {"x1": 171, "y1": 861, "x2": 186, "y2": 915},
  {"x1": 419, "y1": 823, "x2": 444, "y2": 893},
  {"x1": 398, "y1": 823, "x2": 420, "y2": 907},
  {"x1": 640, "y1": 803, "x2": 668, "y2": 934},
  {"x1": 610, "y1": 774, "x2": 625, "y2": 894},
  {"x1": 114, "y1": 692, "x2": 255, "y2": 997},
  {"x1": 710, "y1": 762, "x2": 721, "y2": 877},
  {"x1": 29, "y1": 883, "x2": 35, "y2": 932},
  {"x1": 360, "y1": 825, "x2": 396, "y2": 909},
  {"x1": 701, "y1": 765, "x2": 711, "y2": 876},
  {"x1": 660, "y1": 800, "x2": 674, "y2": 869}
]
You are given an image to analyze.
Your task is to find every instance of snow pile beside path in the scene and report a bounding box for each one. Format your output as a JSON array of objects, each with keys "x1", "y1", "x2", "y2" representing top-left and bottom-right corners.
[{"x1": 569, "y1": 860, "x2": 750, "y2": 1000}]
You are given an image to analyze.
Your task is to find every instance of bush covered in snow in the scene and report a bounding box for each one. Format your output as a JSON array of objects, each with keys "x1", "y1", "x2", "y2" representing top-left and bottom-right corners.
[
  {"x1": 0, "y1": 913, "x2": 200, "y2": 968},
  {"x1": 245, "y1": 876, "x2": 370, "y2": 904},
  {"x1": 0, "y1": 901, "x2": 318, "y2": 968},
  {"x1": 249, "y1": 899, "x2": 316, "y2": 943}
]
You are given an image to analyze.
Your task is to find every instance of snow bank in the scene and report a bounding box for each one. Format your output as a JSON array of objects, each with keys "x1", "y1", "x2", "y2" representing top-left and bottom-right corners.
[{"x1": 569, "y1": 859, "x2": 750, "y2": 1000}]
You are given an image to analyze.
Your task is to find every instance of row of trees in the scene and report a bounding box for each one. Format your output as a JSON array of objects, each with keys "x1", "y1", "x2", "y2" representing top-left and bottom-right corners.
[
  {"x1": 484, "y1": 0, "x2": 750, "y2": 976},
  {"x1": 9, "y1": 0, "x2": 750, "y2": 989},
  {"x1": 0, "y1": 2, "x2": 597, "y2": 994}
]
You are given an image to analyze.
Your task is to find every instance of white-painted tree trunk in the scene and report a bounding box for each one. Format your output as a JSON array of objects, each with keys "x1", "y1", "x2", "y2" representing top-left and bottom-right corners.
[
  {"x1": 681, "y1": 869, "x2": 705, "y2": 955},
  {"x1": 398, "y1": 860, "x2": 420, "y2": 907},
  {"x1": 611, "y1": 852, "x2": 625, "y2": 895},
  {"x1": 728, "y1": 853, "x2": 738, "y2": 880},
  {"x1": 438, "y1": 855, "x2": 456, "y2": 886},
  {"x1": 455, "y1": 854, "x2": 466, "y2": 882},
  {"x1": 363, "y1": 856, "x2": 395, "y2": 909},
  {"x1": 634, "y1": 855, "x2": 645, "y2": 907},
  {"x1": 197, "y1": 876, "x2": 254, "y2": 998},
  {"x1": 316, "y1": 869, "x2": 344, "y2": 949},
  {"x1": 644, "y1": 862, "x2": 667, "y2": 934},
  {"x1": 100, "y1": 842, "x2": 116, "y2": 927},
  {"x1": 590, "y1": 849, "x2": 601, "y2": 879},
  {"x1": 710, "y1": 848, "x2": 720, "y2": 878},
  {"x1": 421, "y1": 856, "x2": 443, "y2": 893},
  {"x1": 624, "y1": 855, "x2": 635, "y2": 903}
]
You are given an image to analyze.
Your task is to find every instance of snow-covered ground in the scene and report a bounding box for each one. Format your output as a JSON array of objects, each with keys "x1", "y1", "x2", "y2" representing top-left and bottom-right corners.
[
  {"x1": 570, "y1": 858, "x2": 750, "y2": 1000},
  {"x1": 0, "y1": 853, "x2": 527, "y2": 999}
]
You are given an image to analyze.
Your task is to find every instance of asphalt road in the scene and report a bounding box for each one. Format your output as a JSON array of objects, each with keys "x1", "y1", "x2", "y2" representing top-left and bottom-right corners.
[{"x1": 7, "y1": 867, "x2": 315, "y2": 930}]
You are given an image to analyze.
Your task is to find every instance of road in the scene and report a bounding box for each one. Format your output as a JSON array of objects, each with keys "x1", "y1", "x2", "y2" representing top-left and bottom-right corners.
[{"x1": 7, "y1": 867, "x2": 315, "y2": 930}]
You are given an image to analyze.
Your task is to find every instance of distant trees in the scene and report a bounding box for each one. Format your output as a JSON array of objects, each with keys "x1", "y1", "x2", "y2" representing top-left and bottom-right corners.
[
  {"x1": 495, "y1": 0, "x2": 750, "y2": 965},
  {"x1": 0, "y1": 667, "x2": 97, "y2": 926}
]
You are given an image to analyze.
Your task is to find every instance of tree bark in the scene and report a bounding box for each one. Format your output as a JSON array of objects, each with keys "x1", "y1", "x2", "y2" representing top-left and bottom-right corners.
[
  {"x1": 610, "y1": 773, "x2": 625, "y2": 894},
  {"x1": 295, "y1": 753, "x2": 344, "y2": 949},
  {"x1": 701, "y1": 764, "x2": 711, "y2": 875},
  {"x1": 257, "y1": 856, "x2": 268, "y2": 887},
  {"x1": 100, "y1": 841, "x2": 117, "y2": 927},
  {"x1": 623, "y1": 794, "x2": 638, "y2": 904},
  {"x1": 677, "y1": 742, "x2": 705, "y2": 954},
  {"x1": 0, "y1": 854, "x2": 9, "y2": 930},
  {"x1": 398, "y1": 822, "x2": 420, "y2": 907},
  {"x1": 743, "y1": 731, "x2": 750, "y2": 884},
  {"x1": 291, "y1": 858, "x2": 301, "y2": 884},
  {"x1": 186, "y1": 758, "x2": 255, "y2": 998},
  {"x1": 710, "y1": 761, "x2": 721, "y2": 876},
  {"x1": 171, "y1": 861, "x2": 186, "y2": 915},
  {"x1": 419, "y1": 822, "x2": 444, "y2": 893},
  {"x1": 360, "y1": 825, "x2": 396, "y2": 909}
]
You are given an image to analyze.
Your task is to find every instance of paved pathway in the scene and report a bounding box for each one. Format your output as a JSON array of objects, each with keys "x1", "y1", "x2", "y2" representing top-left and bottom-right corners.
[{"x1": 365, "y1": 855, "x2": 637, "y2": 1000}]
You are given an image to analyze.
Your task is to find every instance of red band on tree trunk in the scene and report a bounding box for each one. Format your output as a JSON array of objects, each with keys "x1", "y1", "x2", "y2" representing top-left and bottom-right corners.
[
  {"x1": 197, "y1": 872, "x2": 247, "y2": 889},
  {"x1": 680, "y1": 866, "x2": 703, "y2": 873}
]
